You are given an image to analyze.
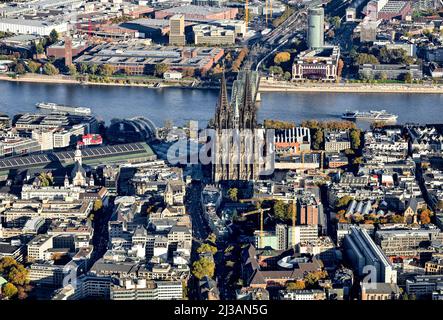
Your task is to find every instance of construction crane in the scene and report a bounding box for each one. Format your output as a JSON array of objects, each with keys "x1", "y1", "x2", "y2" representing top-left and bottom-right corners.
[
  {"x1": 242, "y1": 207, "x2": 271, "y2": 248},
  {"x1": 245, "y1": 0, "x2": 249, "y2": 34}
]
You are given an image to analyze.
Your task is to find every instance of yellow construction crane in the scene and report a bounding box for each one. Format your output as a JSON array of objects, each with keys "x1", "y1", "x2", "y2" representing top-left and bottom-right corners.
[
  {"x1": 245, "y1": 0, "x2": 249, "y2": 34},
  {"x1": 242, "y1": 207, "x2": 271, "y2": 248}
]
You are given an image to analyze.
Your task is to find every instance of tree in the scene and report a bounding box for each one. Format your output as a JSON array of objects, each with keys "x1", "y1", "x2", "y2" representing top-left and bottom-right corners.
[
  {"x1": 352, "y1": 157, "x2": 363, "y2": 165},
  {"x1": 49, "y1": 29, "x2": 59, "y2": 44},
  {"x1": 8, "y1": 265, "x2": 29, "y2": 286},
  {"x1": 89, "y1": 64, "x2": 98, "y2": 75},
  {"x1": 228, "y1": 188, "x2": 238, "y2": 202},
  {"x1": 355, "y1": 53, "x2": 379, "y2": 65},
  {"x1": 350, "y1": 129, "x2": 361, "y2": 150},
  {"x1": 337, "y1": 59, "x2": 344, "y2": 80},
  {"x1": 14, "y1": 63, "x2": 26, "y2": 75},
  {"x1": 336, "y1": 196, "x2": 353, "y2": 209},
  {"x1": 403, "y1": 72, "x2": 412, "y2": 83},
  {"x1": 191, "y1": 257, "x2": 215, "y2": 280},
  {"x1": 0, "y1": 257, "x2": 18, "y2": 273},
  {"x1": 331, "y1": 16, "x2": 341, "y2": 29},
  {"x1": 304, "y1": 270, "x2": 328, "y2": 288},
  {"x1": 313, "y1": 129, "x2": 324, "y2": 150},
  {"x1": 35, "y1": 41, "x2": 44, "y2": 55},
  {"x1": 2, "y1": 283, "x2": 18, "y2": 299},
  {"x1": 420, "y1": 209, "x2": 432, "y2": 224},
  {"x1": 283, "y1": 71, "x2": 292, "y2": 81},
  {"x1": 379, "y1": 72, "x2": 388, "y2": 81},
  {"x1": 269, "y1": 65, "x2": 283, "y2": 76},
  {"x1": 99, "y1": 64, "x2": 114, "y2": 77},
  {"x1": 38, "y1": 172, "x2": 53, "y2": 186},
  {"x1": 286, "y1": 280, "x2": 306, "y2": 290},
  {"x1": 68, "y1": 64, "x2": 77, "y2": 76},
  {"x1": 273, "y1": 200, "x2": 292, "y2": 221},
  {"x1": 390, "y1": 214, "x2": 404, "y2": 224},
  {"x1": 79, "y1": 63, "x2": 89, "y2": 74},
  {"x1": 43, "y1": 63, "x2": 59, "y2": 76},
  {"x1": 28, "y1": 61, "x2": 40, "y2": 73},
  {"x1": 232, "y1": 47, "x2": 248, "y2": 72},
  {"x1": 154, "y1": 63, "x2": 169, "y2": 77},
  {"x1": 93, "y1": 199, "x2": 103, "y2": 212},
  {"x1": 206, "y1": 233, "x2": 217, "y2": 244},
  {"x1": 197, "y1": 243, "x2": 217, "y2": 255},
  {"x1": 274, "y1": 52, "x2": 291, "y2": 65}
]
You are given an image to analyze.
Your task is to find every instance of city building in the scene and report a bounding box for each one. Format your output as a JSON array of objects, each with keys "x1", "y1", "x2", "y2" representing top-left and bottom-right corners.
[
  {"x1": 193, "y1": 24, "x2": 235, "y2": 45},
  {"x1": 359, "y1": 64, "x2": 423, "y2": 80},
  {"x1": 324, "y1": 130, "x2": 351, "y2": 153},
  {"x1": 74, "y1": 41, "x2": 224, "y2": 75},
  {"x1": 169, "y1": 15, "x2": 185, "y2": 46},
  {"x1": 307, "y1": 7, "x2": 324, "y2": 49},
  {"x1": 292, "y1": 46, "x2": 340, "y2": 82},
  {"x1": 155, "y1": 5, "x2": 238, "y2": 21},
  {"x1": 361, "y1": 282, "x2": 401, "y2": 300},
  {"x1": 344, "y1": 226, "x2": 397, "y2": 283},
  {"x1": 0, "y1": 18, "x2": 68, "y2": 36}
]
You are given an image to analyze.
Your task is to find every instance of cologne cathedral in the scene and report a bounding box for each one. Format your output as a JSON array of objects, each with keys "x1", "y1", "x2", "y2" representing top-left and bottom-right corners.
[{"x1": 209, "y1": 70, "x2": 269, "y2": 183}]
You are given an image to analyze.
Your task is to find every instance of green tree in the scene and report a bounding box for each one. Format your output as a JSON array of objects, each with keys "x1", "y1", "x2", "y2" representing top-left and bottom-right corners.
[
  {"x1": 79, "y1": 63, "x2": 89, "y2": 74},
  {"x1": 206, "y1": 233, "x2": 217, "y2": 244},
  {"x1": 269, "y1": 65, "x2": 283, "y2": 76},
  {"x1": 352, "y1": 157, "x2": 363, "y2": 165},
  {"x1": 49, "y1": 29, "x2": 59, "y2": 44},
  {"x1": 43, "y1": 63, "x2": 59, "y2": 76},
  {"x1": 403, "y1": 72, "x2": 412, "y2": 83},
  {"x1": 0, "y1": 257, "x2": 18, "y2": 273},
  {"x1": 336, "y1": 196, "x2": 353, "y2": 209},
  {"x1": 286, "y1": 280, "x2": 306, "y2": 290},
  {"x1": 331, "y1": 16, "x2": 341, "y2": 29},
  {"x1": 2, "y1": 283, "x2": 18, "y2": 299},
  {"x1": 283, "y1": 71, "x2": 292, "y2": 81},
  {"x1": 313, "y1": 129, "x2": 324, "y2": 150},
  {"x1": 191, "y1": 257, "x2": 215, "y2": 280},
  {"x1": 35, "y1": 41, "x2": 44, "y2": 54},
  {"x1": 356, "y1": 53, "x2": 379, "y2": 65},
  {"x1": 197, "y1": 243, "x2": 217, "y2": 255},
  {"x1": 273, "y1": 200, "x2": 294, "y2": 221},
  {"x1": 28, "y1": 61, "x2": 40, "y2": 73},
  {"x1": 350, "y1": 129, "x2": 361, "y2": 150},
  {"x1": 390, "y1": 214, "x2": 404, "y2": 223},
  {"x1": 155, "y1": 63, "x2": 169, "y2": 77},
  {"x1": 89, "y1": 64, "x2": 98, "y2": 75},
  {"x1": 8, "y1": 265, "x2": 29, "y2": 286},
  {"x1": 68, "y1": 64, "x2": 77, "y2": 76},
  {"x1": 14, "y1": 63, "x2": 26, "y2": 75},
  {"x1": 228, "y1": 188, "x2": 238, "y2": 202},
  {"x1": 99, "y1": 64, "x2": 114, "y2": 77}
]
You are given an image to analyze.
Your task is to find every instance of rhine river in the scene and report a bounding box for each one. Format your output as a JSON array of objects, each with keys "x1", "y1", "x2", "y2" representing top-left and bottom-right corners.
[{"x1": 1, "y1": 81, "x2": 443, "y2": 127}]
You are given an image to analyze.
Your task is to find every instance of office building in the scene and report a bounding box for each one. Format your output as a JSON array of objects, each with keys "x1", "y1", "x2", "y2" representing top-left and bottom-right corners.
[
  {"x1": 292, "y1": 46, "x2": 340, "y2": 82},
  {"x1": 193, "y1": 24, "x2": 235, "y2": 45},
  {"x1": 344, "y1": 226, "x2": 397, "y2": 283},
  {"x1": 169, "y1": 15, "x2": 185, "y2": 46},
  {"x1": 0, "y1": 18, "x2": 68, "y2": 36},
  {"x1": 307, "y1": 7, "x2": 324, "y2": 49}
]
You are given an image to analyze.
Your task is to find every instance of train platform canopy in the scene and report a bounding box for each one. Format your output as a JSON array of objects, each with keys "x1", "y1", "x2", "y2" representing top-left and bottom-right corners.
[{"x1": 0, "y1": 142, "x2": 156, "y2": 176}]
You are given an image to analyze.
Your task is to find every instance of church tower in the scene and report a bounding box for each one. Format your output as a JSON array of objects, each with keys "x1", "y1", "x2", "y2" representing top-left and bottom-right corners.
[
  {"x1": 74, "y1": 145, "x2": 82, "y2": 166},
  {"x1": 210, "y1": 70, "x2": 265, "y2": 183}
]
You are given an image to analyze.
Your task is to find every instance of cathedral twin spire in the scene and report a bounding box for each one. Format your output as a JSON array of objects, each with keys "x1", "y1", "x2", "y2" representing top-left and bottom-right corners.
[{"x1": 214, "y1": 71, "x2": 257, "y2": 130}]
